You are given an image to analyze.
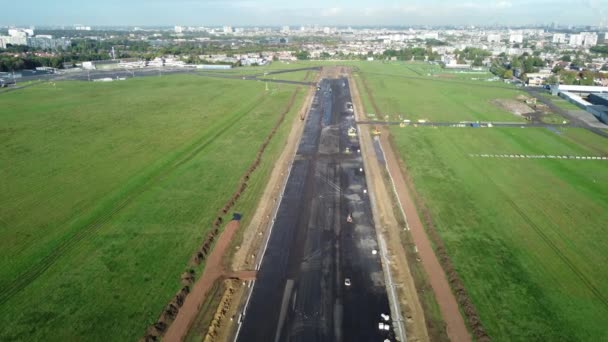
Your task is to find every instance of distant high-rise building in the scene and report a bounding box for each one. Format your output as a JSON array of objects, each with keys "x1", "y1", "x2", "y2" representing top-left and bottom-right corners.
[
  {"x1": 552, "y1": 33, "x2": 567, "y2": 44},
  {"x1": 509, "y1": 33, "x2": 523, "y2": 44},
  {"x1": 569, "y1": 32, "x2": 598, "y2": 47},
  {"x1": 174, "y1": 26, "x2": 183, "y2": 34},
  {"x1": 281, "y1": 26, "x2": 290, "y2": 33},
  {"x1": 223, "y1": 26, "x2": 233, "y2": 34},
  {"x1": 27, "y1": 35, "x2": 71, "y2": 50},
  {"x1": 487, "y1": 33, "x2": 501, "y2": 43}
]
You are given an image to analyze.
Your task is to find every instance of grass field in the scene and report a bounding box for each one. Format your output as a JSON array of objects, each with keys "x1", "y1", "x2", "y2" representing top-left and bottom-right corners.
[
  {"x1": 539, "y1": 92, "x2": 583, "y2": 111},
  {"x1": 353, "y1": 62, "x2": 527, "y2": 122},
  {"x1": 352, "y1": 61, "x2": 607, "y2": 341},
  {"x1": 390, "y1": 127, "x2": 608, "y2": 341},
  {"x1": 0, "y1": 75, "x2": 305, "y2": 340}
]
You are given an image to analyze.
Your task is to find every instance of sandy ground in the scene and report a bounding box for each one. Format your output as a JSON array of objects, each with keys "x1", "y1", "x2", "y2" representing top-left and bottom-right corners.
[
  {"x1": 163, "y1": 220, "x2": 241, "y2": 342},
  {"x1": 349, "y1": 72, "x2": 430, "y2": 342},
  {"x1": 492, "y1": 98, "x2": 535, "y2": 116},
  {"x1": 377, "y1": 130, "x2": 472, "y2": 342}
]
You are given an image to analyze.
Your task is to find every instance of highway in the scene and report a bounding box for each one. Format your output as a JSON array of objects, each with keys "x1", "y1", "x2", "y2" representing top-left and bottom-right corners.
[{"x1": 236, "y1": 78, "x2": 393, "y2": 342}]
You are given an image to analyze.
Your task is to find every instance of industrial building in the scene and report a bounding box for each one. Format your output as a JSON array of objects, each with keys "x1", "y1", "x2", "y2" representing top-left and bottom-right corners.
[
  {"x1": 555, "y1": 86, "x2": 608, "y2": 124},
  {"x1": 588, "y1": 93, "x2": 608, "y2": 107}
]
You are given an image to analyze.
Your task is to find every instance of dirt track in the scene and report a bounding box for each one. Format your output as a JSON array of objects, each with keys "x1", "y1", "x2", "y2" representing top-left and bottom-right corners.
[
  {"x1": 163, "y1": 220, "x2": 240, "y2": 342},
  {"x1": 378, "y1": 132, "x2": 472, "y2": 342}
]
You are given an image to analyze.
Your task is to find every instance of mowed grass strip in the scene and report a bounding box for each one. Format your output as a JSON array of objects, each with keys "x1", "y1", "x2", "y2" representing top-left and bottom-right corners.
[
  {"x1": 355, "y1": 62, "x2": 527, "y2": 122},
  {"x1": 0, "y1": 75, "x2": 304, "y2": 341},
  {"x1": 390, "y1": 126, "x2": 608, "y2": 341}
]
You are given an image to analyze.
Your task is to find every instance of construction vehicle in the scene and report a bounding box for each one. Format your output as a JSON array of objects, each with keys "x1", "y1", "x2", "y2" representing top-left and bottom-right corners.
[
  {"x1": 347, "y1": 126, "x2": 357, "y2": 137},
  {"x1": 372, "y1": 127, "x2": 381, "y2": 136}
]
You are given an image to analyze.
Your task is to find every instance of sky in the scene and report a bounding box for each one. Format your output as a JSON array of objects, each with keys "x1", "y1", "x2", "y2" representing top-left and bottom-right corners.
[{"x1": 0, "y1": 0, "x2": 606, "y2": 27}]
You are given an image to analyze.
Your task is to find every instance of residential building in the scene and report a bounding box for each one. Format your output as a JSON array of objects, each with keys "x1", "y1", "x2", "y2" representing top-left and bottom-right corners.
[
  {"x1": 487, "y1": 34, "x2": 501, "y2": 43},
  {"x1": 569, "y1": 32, "x2": 598, "y2": 47},
  {"x1": 27, "y1": 35, "x2": 71, "y2": 50},
  {"x1": 552, "y1": 33, "x2": 567, "y2": 44},
  {"x1": 509, "y1": 33, "x2": 523, "y2": 43}
]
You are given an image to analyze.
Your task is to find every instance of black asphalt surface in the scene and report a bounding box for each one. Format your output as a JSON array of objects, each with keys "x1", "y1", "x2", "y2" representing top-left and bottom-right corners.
[{"x1": 237, "y1": 78, "x2": 392, "y2": 342}]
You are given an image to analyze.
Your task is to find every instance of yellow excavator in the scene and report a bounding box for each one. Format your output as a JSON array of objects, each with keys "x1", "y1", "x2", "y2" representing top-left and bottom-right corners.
[{"x1": 372, "y1": 126, "x2": 381, "y2": 136}]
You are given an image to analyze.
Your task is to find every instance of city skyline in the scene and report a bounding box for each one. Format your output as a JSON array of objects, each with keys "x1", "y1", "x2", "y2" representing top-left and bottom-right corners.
[{"x1": 1, "y1": 0, "x2": 606, "y2": 27}]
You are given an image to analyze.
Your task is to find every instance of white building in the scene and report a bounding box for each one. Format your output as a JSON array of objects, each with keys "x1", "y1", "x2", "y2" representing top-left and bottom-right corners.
[
  {"x1": 223, "y1": 26, "x2": 233, "y2": 34},
  {"x1": 509, "y1": 33, "x2": 524, "y2": 44},
  {"x1": 9, "y1": 28, "x2": 34, "y2": 37},
  {"x1": 569, "y1": 32, "x2": 598, "y2": 47},
  {"x1": 174, "y1": 26, "x2": 183, "y2": 34},
  {"x1": 419, "y1": 32, "x2": 439, "y2": 40},
  {"x1": 487, "y1": 34, "x2": 501, "y2": 43},
  {"x1": 582, "y1": 32, "x2": 598, "y2": 47},
  {"x1": 82, "y1": 61, "x2": 96, "y2": 70},
  {"x1": 552, "y1": 33, "x2": 567, "y2": 44},
  {"x1": 0, "y1": 28, "x2": 35, "y2": 47}
]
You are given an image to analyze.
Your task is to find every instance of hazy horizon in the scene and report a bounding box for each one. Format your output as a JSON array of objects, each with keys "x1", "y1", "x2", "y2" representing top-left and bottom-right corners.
[{"x1": 1, "y1": 0, "x2": 606, "y2": 28}]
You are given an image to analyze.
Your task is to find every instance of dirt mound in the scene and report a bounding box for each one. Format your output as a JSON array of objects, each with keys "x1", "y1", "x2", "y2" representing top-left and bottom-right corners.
[
  {"x1": 492, "y1": 99, "x2": 534, "y2": 116},
  {"x1": 204, "y1": 280, "x2": 238, "y2": 342}
]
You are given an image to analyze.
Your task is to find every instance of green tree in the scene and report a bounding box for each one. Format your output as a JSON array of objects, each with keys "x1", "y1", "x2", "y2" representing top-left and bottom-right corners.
[
  {"x1": 545, "y1": 74, "x2": 559, "y2": 85},
  {"x1": 503, "y1": 69, "x2": 513, "y2": 79},
  {"x1": 295, "y1": 51, "x2": 310, "y2": 60}
]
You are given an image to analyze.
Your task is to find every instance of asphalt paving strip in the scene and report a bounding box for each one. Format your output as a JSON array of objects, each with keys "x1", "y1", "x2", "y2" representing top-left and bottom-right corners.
[{"x1": 236, "y1": 78, "x2": 392, "y2": 342}]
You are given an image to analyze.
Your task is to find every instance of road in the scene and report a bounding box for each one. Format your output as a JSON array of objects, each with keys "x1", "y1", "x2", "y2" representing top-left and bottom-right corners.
[
  {"x1": 1, "y1": 66, "x2": 319, "y2": 88},
  {"x1": 236, "y1": 78, "x2": 392, "y2": 342}
]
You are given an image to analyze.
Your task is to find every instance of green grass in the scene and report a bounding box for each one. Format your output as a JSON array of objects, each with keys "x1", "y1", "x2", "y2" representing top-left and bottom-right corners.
[
  {"x1": 0, "y1": 75, "x2": 304, "y2": 341},
  {"x1": 538, "y1": 92, "x2": 582, "y2": 111},
  {"x1": 353, "y1": 62, "x2": 526, "y2": 122},
  {"x1": 389, "y1": 126, "x2": 608, "y2": 341},
  {"x1": 263, "y1": 70, "x2": 315, "y2": 82},
  {"x1": 350, "y1": 61, "x2": 608, "y2": 340},
  {"x1": 198, "y1": 61, "x2": 316, "y2": 76}
]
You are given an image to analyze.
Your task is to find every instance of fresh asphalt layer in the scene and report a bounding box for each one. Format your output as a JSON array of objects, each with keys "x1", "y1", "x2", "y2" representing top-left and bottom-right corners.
[{"x1": 236, "y1": 78, "x2": 392, "y2": 342}]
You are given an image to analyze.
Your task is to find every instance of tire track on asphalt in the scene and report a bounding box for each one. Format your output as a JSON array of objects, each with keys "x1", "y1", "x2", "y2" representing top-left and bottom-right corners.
[{"x1": 0, "y1": 95, "x2": 267, "y2": 306}]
